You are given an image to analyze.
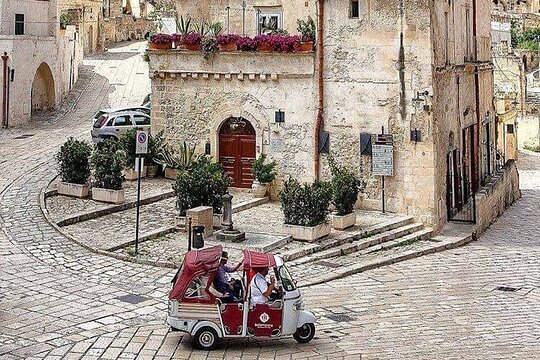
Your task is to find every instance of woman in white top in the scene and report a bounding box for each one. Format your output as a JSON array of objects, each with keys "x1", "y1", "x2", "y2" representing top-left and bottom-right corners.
[{"x1": 249, "y1": 267, "x2": 275, "y2": 305}]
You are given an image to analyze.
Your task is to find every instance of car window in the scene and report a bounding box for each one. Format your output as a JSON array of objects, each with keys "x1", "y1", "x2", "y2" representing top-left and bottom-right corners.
[
  {"x1": 135, "y1": 107, "x2": 150, "y2": 115},
  {"x1": 113, "y1": 116, "x2": 133, "y2": 126},
  {"x1": 93, "y1": 114, "x2": 109, "y2": 128},
  {"x1": 93, "y1": 110, "x2": 106, "y2": 119},
  {"x1": 134, "y1": 115, "x2": 150, "y2": 126}
]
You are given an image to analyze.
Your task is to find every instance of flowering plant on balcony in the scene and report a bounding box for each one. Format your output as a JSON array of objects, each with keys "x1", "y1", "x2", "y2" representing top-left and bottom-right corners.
[
  {"x1": 171, "y1": 33, "x2": 182, "y2": 43},
  {"x1": 255, "y1": 35, "x2": 300, "y2": 53},
  {"x1": 181, "y1": 32, "x2": 203, "y2": 45},
  {"x1": 150, "y1": 33, "x2": 172, "y2": 45},
  {"x1": 216, "y1": 34, "x2": 241, "y2": 45},
  {"x1": 236, "y1": 36, "x2": 257, "y2": 51}
]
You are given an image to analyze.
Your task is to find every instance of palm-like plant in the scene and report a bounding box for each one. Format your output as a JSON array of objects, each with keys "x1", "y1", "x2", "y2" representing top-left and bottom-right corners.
[{"x1": 176, "y1": 15, "x2": 192, "y2": 35}]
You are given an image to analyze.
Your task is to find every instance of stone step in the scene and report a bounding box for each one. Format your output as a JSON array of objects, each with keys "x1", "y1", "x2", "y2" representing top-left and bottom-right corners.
[
  {"x1": 296, "y1": 234, "x2": 474, "y2": 288},
  {"x1": 290, "y1": 223, "x2": 425, "y2": 266},
  {"x1": 361, "y1": 228, "x2": 433, "y2": 255},
  {"x1": 279, "y1": 216, "x2": 415, "y2": 261}
]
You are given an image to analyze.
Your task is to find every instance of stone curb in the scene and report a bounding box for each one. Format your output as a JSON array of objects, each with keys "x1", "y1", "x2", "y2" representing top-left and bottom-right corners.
[
  {"x1": 298, "y1": 234, "x2": 475, "y2": 288},
  {"x1": 105, "y1": 226, "x2": 178, "y2": 252},
  {"x1": 282, "y1": 216, "x2": 415, "y2": 262},
  {"x1": 55, "y1": 190, "x2": 175, "y2": 227},
  {"x1": 39, "y1": 179, "x2": 178, "y2": 269}
]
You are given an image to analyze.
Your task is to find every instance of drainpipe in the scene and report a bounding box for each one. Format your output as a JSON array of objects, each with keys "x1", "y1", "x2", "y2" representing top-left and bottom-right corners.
[
  {"x1": 314, "y1": 0, "x2": 325, "y2": 180},
  {"x1": 472, "y1": 0, "x2": 480, "y2": 190},
  {"x1": 1, "y1": 52, "x2": 8, "y2": 128}
]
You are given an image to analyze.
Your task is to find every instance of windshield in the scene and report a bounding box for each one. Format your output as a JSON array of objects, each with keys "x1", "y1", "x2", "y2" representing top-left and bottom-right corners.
[
  {"x1": 93, "y1": 110, "x2": 106, "y2": 119},
  {"x1": 278, "y1": 265, "x2": 297, "y2": 292}
]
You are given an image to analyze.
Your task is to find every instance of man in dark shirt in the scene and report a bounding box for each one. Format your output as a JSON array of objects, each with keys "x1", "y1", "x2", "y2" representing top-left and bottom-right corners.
[{"x1": 214, "y1": 251, "x2": 242, "y2": 302}]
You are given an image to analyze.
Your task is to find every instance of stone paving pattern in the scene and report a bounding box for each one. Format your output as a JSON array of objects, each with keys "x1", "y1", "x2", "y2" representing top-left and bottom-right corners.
[{"x1": 0, "y1": 42, "x2": 539, "y2": 359}]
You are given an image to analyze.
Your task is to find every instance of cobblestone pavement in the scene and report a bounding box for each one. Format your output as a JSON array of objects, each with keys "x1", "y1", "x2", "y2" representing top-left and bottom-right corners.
[{"x1": 1, "y1": 41, "x2": 539, "y2": 359}]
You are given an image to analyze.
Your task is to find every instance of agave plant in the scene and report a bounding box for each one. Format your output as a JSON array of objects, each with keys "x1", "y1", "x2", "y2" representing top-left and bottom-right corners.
[
  {"x1": 153, "y1": 142, "x2": 200, "y2": 172},
  {"x1": 176, "y1": 15, "x2": 192, "y2": 35}
]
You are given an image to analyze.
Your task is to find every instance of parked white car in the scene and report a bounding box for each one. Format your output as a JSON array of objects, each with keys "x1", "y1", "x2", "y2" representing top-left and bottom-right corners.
[
  {"x1": 91, "y1": 106, "x2": 150, "y2": 126},
  {"x1": 91, "y1": 111, "x2": 151, "y2": 142}
]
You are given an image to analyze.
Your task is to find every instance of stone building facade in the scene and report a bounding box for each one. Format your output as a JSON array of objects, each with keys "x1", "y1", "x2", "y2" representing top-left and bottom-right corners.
[
  {"x1": 0, "y1": 0, "x2": 83, "y2": 128},
  {"x1": 102, "y1": 0, "x2": 152, "y2": 47},
  {"x1": 149, "y1": 0, "x2": 509, "y2": 233},
  {"x1": 60, "y1": 0, "x2": 104, "y2": 54}
]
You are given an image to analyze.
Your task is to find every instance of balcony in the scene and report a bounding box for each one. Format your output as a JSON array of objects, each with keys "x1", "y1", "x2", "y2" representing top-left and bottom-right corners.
[{"x1": 148, "y1": 49, "x2": 315, "y2": 82}]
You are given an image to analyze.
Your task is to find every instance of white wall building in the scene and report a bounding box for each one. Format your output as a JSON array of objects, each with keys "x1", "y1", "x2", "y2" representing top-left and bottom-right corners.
[{"x1": 0, "y1": 0, "x2": 83, "y2": 128}]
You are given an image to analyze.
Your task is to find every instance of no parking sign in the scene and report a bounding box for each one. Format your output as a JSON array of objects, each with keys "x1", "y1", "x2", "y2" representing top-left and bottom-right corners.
[{"x1": 136, "y1": 130, "x2": 148, "y2": 155}]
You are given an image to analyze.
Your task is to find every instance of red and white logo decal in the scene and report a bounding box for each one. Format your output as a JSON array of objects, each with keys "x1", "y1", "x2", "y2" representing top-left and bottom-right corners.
[{"x1": 259, "y1": 312, "x2": 270, "y2": 323}]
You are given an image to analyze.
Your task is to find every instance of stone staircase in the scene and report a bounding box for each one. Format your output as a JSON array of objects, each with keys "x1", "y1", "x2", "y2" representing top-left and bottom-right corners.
[{"x1": 275, "y1": 216, "x2": 444, "y2": 287}]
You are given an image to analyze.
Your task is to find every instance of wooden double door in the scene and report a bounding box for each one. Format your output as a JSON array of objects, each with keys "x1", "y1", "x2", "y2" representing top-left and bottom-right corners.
[{"x1": 219, "y1": 118, "x2": 256, "y2": 188}]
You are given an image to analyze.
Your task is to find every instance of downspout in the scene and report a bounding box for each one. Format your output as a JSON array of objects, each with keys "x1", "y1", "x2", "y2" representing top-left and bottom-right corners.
[
  {"x1": 1, "y1": 52, "x2": 8, "y2": 128},
  {"x1": 472, "y1": 0, "x2": 481, "y2": 190},
  {"x1": 398, "y1": 0, "x2": 406, "y2": 122},
  {"x1": 314, "y1": 0, "x2": 325, "y2": 180}
]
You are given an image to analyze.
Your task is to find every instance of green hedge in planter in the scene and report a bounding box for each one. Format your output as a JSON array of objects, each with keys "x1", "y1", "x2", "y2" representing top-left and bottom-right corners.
[
  {"x1": 280, "y1": 178, "x2": 331, "y2": 227},
  {"x1": 91, "y1": 139, "x2": 126, "y2": 190},
  {"x1": 173, "y1": 156, "x2": 230, "y2": 216},
  {"x1": 329, "y1": 158, "x2": 363, "y2": 216},
  {"x1": 56, "y1": 138, "x2": 92, "y2": 184},
  {"x1": 252, "y1": 154, "x2": 277, "y2": 183}
]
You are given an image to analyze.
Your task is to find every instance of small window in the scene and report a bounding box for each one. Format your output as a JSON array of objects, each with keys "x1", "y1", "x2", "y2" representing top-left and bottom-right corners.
[
  {"x1": 350, "y1": 0, "x2": 360, "y2": 18},
  {"x1": 185, "y1": 276, "x2": 210, "y2": 300},
  {"x1": 15, "y1": 14, "x2": 24, "y2": 35},
  {"x1": 113, "y1": 116, "x2": 133, "y2": 126},
  {"x1": 93, "y1": 114, "x2": 109, "y2": 128},
  {"x1": 133, "y1": 115, "x2": 150, "y2": 126},
  {"x1": 257, "y1": 12, "x2": 283, "y2": 35}
]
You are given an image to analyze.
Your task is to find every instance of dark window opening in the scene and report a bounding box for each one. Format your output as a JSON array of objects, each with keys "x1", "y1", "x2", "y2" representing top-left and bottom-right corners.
[
  {"x1": 350, "y1": 1, "x2": 360, "y2": 18},
  {"x1": 15, "y1": 14, "x2": 24, "y2": 35}
]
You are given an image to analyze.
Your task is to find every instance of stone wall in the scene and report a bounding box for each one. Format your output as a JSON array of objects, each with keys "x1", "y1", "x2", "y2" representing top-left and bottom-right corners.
[
  {"x1": 103, "y1": 16, "x2": 149, "y2": 46},
  {"x1": 475, "y1": 160, "x2": 521, "y2": 235}
]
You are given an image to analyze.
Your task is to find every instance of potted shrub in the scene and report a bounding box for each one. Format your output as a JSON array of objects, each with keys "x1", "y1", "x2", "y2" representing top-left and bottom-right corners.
[
  {"x1": 173, "y1": 156, "x2": 230, "y2": 216},
  {"x1": 216, "y1": 34, "x2": 240, "y2": 51},
  {"x1": 174, "y1": 15, "x2": 192, "y2": 49},
  {"x1": 328, "y1": 158, "x2": 362, "y2": 230},
  {"x1": 147, "y1": 131, "x2": 164, "y2": 177},
  {"x1": 201, "y1": 37, "x2": 219, "y2": 59},
  {"x1": 149, "y1": 33, "x2": 172, "y2": 50},
  {"x1": 297, "y1": 16, "x2": 316, "y2": 52},
  {"x1": 255, "y1": 35, "x2": 275, "y2": 52},
  {"x1": 251, "y1": 154, "x2": 277, "y2": 198},
  {"x1": 56, "y1": 138, "x2": 92, "y2": 198},
  {"x1": 280, "y1": 179, "x2": 332, "y2": 242},
  {"x1": 181, "y1": 33, "x2": 202, "y2": 51},
  {"x1": 119, "y1": 129, "x2": 147, "y2": 181},
  {"x1": 91, "y1": 139, "x2": 126, "y2": 204}
]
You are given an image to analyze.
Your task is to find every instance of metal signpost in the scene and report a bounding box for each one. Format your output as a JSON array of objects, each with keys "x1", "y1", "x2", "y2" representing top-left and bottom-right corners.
[
  {"x1": 134, "y1": 130, "x2": 148, "y2": 255},
  {"x1": 372, "y1": 127, "x2": 394, "y2": 214}
]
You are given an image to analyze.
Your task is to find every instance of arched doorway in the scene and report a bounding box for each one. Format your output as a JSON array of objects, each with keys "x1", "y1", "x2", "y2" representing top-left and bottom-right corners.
[
  {"x1": 219, "y1": 117, "x2": 256, "y2": 188},
  {"x1": 31, "y1": 63, "x2": 56, "y2": 115}
]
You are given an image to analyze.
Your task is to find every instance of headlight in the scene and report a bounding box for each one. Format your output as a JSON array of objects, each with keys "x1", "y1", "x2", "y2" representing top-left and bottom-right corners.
[{"x1": 293, "y1": 301, "x2": 305, "y2": 311}]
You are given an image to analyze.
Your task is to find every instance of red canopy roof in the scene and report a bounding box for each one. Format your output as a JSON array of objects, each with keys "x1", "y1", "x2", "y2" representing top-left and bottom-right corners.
[
  {"x1": 169, "y1": 245, "x2": 223, "y2": 300},
  {"x1": 242, "y1": 249, "x2": 276, "y2": 270}
]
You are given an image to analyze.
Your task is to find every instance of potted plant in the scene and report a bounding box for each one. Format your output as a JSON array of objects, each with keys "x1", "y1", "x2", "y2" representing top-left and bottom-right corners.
[
  {"x1": 56, "y1": 138, "x2": 92, "y2": 198},
  {"x1": 173, "y1": 156, "x2": 230, "y2": 216},
  {"x1": 175, "y1": 15, "x2": 192, "y2": 49},
  {"x1": 201, "y1": 37, "x2": 219, "y2": 59},
  {"x1": 297, "y1": 16, "x2": 316, "y2": 52},
  {"x1": 149, "y1": 33, "x2": 172, "y2": 50},
  {"x1": 216, "y1": 34, "x2": 240, "y2": 51},
  {"x1": 119, "y1": 129, "x2": 147, "y2": 181},
  {"x1": 147, "y1": 131, "x2": 165, "y2": 177},
  {"x1": 280, "y1": 179, "x2": 332, "y2": 242},
  {"x1": 154, "y1": 142, "x2": 199, "y2": 179},
  {"x1": 255, "y1": 35, "x2": 275, "y2": 52},
  {"x1": 91, "y1": 139, "x2": 126, "y2": 204},
  {"x1": 181, "y1": 32, "x2": 203, "y2": 51},
  {"x1": 171, "y1": 33, "x2": 182, "y2": 49},
  {"x1": 251, "y1": 154, "x2": 277, "y2": 198},
  {"x1": 237, "y1": 36, "x2": 257, "y2": 51},
  {"x1": 328, "y1": 158, "x2": 362, "y2": 230}
]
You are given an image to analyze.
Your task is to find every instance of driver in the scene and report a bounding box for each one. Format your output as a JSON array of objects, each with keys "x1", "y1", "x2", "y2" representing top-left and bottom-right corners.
[{"x1": 249, "y1": 267, "x2": 276, "y2": 305}]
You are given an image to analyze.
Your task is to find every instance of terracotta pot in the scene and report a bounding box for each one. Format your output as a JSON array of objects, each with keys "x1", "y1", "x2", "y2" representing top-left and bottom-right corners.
[
  {"x1": 219, "y1": 42, "x2": 238, "y2": 52},
  {"x1": 184, "y1": 43, "x2": 201, "y2": 51},
  {"x1": 298, "y1": 42, "x2": 314, "y2": 52},
  {"x1": 149, "y1": 42, "x2": 172, "y2": 50},
  {"x1": 257, "y1": 43, "x2": 274, "y2": 53}
]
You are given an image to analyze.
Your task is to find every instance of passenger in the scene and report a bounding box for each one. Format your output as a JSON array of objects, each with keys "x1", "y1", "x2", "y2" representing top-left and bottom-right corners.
[
  {"x1": 213, "y1": 251, "x2": 242, "y2": 302},
  {"x1": 249, "y1": 267, "x2": 275, "y2": 306}
]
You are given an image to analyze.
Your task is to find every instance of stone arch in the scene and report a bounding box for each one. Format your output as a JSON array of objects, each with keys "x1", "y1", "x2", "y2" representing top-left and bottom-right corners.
[{"x1": 31, "y1": 62, "x2": 56, "y2": 115}]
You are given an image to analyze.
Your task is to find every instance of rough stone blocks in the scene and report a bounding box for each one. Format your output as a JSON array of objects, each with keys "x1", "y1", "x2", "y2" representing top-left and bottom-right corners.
[{"x1": 186, "y1": 206, "x2": 214, "y2": 238}]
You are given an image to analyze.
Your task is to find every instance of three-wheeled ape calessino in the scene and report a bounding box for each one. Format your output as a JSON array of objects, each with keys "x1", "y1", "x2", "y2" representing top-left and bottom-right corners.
[{"x1": 167, "y1": 245, "x2": 317, "y2": 350}]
